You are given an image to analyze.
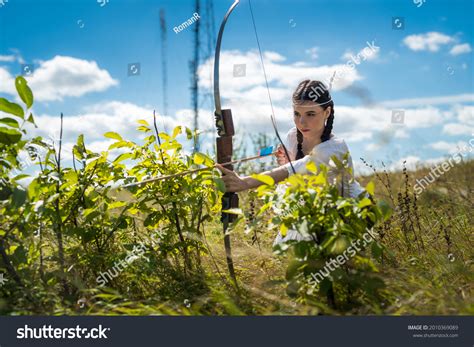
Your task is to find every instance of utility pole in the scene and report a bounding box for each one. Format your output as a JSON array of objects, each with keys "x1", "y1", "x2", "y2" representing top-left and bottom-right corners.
[
  {"x1": 159, "y1": 8, "x2": 168, "y2": 133},
  {"x1": 189, "y1": 0, "x2": 216, "y2": 153},
  {"x1": 190, "y1": 0, "x2": 201, "y2": 152}
]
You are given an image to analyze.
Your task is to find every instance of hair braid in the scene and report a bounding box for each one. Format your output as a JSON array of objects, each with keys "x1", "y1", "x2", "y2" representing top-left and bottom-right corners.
[
  {"x1": 296, "y1": 128, "x2": 305, "y2": 160},
  {"x1": 321, "y1": 106, "x2": 334, "y2": 142}
]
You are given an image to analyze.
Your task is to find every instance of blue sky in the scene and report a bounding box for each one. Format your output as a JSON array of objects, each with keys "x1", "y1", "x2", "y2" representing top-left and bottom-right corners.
[{"x1": 1, "y1": 0, "x2": 473, "y2": 175}]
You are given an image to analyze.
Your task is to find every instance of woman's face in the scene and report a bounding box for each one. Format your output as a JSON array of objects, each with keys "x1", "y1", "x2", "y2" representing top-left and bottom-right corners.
[{"x1": 293, "y1": 101, "x2": 331, "y2": 140}]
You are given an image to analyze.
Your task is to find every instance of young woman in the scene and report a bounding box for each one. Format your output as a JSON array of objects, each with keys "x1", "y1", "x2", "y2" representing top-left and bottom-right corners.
[{"x1": 217, "y1": 80, "x2": 364, "y2": 244}]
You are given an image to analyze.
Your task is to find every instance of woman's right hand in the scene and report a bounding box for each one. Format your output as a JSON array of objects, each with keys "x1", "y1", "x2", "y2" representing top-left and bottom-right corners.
[{"x1": 275, "y1": 144, "x2": 290, "y2": 166}]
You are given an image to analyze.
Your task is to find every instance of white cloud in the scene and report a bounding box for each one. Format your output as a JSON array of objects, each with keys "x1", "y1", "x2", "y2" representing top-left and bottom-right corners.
[
  {"x1": 449, "y1": 43, "x2": 472, "y2": 56},
  {"x1": 442, "y1": 105, "x2": 474, "y2": 135},
  {"x1": 426, "y1": 140, "x2": 469, "y2": 154},
  {"x1": 365, "y1": 143, "x2": 382, "y2": 152},
  {"x1": 0, "y1": 55, "x2": 16, "y2": 62},
  {"x1": 394, "y1": 128, "x2": 409, "y2": 138},
  {"x1": 341, "y1": 41, "x2": 380, "y2": 62},
  {"x1": 389, "y1": 156, "x2": 421, "y2": 171},
  {"x1": 0, "y1": 67, "x2": 16, "y2": 95},
  {"x1": 2, "y1": 55, "x2": 118, "y2": 102},
  {"x1": 378, "y1": 94, "x2": 474, "y2": 108},
  {"x1": 198, "y1": 49, "x2": 362, "y2": 105},
  {"x1": 402, "y1": 32, "x2": 455, "y2": 52},
  {"x1": 21, "y1": 56, "x2": 119, "y2": 101},
  {"x1": 25, "y1": 101, "x2": 180, "y2": 162},
  {"x1": 305, "y1": 47, "x2": 319, "y2": 60},
  {"x1": 442, "y1": 123, "x2": 471, "y2": 136}
]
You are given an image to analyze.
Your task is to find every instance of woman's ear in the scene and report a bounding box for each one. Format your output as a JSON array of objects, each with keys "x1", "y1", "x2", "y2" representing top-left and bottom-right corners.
[{"x1": 325, "y1": 106, "x2": 332, "y2": 119}]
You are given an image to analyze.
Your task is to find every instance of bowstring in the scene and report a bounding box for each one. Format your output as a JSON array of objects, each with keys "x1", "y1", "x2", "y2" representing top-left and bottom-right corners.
[{"x1": 248, "y1": 0, "x2": 296, "y2": 175}]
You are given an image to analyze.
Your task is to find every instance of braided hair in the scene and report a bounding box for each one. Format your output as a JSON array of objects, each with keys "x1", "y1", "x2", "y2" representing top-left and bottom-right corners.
[{"x1": 292, "y1": 80, "x2": 335, "y2": 159}]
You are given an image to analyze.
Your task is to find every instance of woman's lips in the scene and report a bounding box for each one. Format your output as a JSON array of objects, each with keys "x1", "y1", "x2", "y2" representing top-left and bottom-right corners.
[{"x1": 301, "y1": 129, "x2": 310, "y2": 133}]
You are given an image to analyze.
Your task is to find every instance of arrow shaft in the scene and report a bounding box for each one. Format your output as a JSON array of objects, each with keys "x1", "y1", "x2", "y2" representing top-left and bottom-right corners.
[{"x1": 121, "y1": 151, "x2": 276, "y2": 188}]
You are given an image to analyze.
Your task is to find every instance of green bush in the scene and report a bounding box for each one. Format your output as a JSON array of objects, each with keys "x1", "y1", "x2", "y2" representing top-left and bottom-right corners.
[
  {"x1": 0, "y1": 76, "x2": 225, "y2": 313},
  {"x1": 252, "y1": 155, "x2": 392, "y2": 312}
]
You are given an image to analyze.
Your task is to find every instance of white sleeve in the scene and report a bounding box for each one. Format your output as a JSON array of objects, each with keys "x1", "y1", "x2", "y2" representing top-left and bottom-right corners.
[
  {"x1": 283, "y1": 139, "x2": 347, "y2": 177},
  {"x1": 282, "y1": 137, "x2": 366, "y2": 198},
  {"x1": 279, "y1": 127, "x2": 297, "y2": 162}
]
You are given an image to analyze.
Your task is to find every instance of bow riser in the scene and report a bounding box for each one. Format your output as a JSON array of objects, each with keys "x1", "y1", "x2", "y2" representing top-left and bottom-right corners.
[{"x1": 215, "y1": 109, "x2": 238, "y2": 283}]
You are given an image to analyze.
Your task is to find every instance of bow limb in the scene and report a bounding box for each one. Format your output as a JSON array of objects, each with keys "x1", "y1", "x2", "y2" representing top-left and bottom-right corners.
[{"x1": 214, "y1": 0, "x2": 240, "y2": 286}]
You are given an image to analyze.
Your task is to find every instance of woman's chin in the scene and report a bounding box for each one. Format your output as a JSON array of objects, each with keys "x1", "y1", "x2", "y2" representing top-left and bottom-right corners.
[{"x1": 301, "y1": 131, "x2": 315, "y2": 138}]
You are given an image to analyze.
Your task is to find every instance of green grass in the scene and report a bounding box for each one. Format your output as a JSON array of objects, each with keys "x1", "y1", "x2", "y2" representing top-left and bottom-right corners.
[{"x1": 1, "y1": 159, "x2": 472, "y2": 316}]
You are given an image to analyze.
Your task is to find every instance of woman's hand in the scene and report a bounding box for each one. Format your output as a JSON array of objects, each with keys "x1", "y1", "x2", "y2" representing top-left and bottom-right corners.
[
  {"x1": 215, "y1": 164, "x2": 249, "y2": 192},
  {"x1": 275, "y1": 144, "x2": 290, "y2": 166}
]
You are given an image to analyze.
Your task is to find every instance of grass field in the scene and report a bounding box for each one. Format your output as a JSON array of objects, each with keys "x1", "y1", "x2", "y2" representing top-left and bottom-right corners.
[{"x1": 2, "y1": 157, "x2": 471, "y2": 316}]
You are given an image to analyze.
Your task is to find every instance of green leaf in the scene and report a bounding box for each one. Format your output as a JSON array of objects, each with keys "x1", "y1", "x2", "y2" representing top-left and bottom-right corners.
[
  {"x1": 193, "y1": 152, "x2": 206, "y2": 165},
  {"x1": 0, "y1": 127, "x2": 22, "y2": 144},
  {"x1": 63, "y1": 170, "x2": 78, "y2": 185},
  {"x1": 172, "y1": 126, "x2": 182, "y2": 139},
  {"x1": 357, "y1": 197, "x2": 372, "y2": 209},
  {"x1": 12, "y1": 187, "x2": 27, "y2": 208},
  {"x1": 137, "y1": 126, "x2": 151, "y2": 133},
  {"x1": 376, "y1": 200, "x2": 392, "y2": 221},
  {"x1": 73, "y1": 135, "x2": 86, "y2": 160},
  {"x1": 0, "y1": 117, "x2": 20, "y2": 128},
  {"x1": 285, "y1": 260, "x2": 304, "y2": 281},
  {"x1": 113, "y1": 152, "x2": 133, "y2": 163},
  {"x1": 77, "y1": 134, "x2": 85, "y2": 148},
  {"x1": 250, "y1": 174, "x2": 275, "y2": 186},
  {"x1": 109, "y1": 141, "x2": 133, "y2": 150},
  {"x1": 0, "y1": 98, "x2": 24, "y2": 118},
  {"x1": 329, "y1": 236, "x2": 350, "y2": 255},
  {"x1": 280, "y1": 223, "x2": 288, "y2": 237},
  {"x1": 313, "y1": 171, "x2": 327, "y2": 185},
  {"x1": 305, "y1": 161, "x2": 318, "y2": 174},
  {"x1": 12, "y1": 174, "x2": 30, "y2": 182},
  {"x1": 329, "y1": 155, "x2": 344, "y2": 169},
  {"x1": 104, "y1": 132, "x2": 123, "y2": 141},
  {"x1": 365, "y1": 181, "x2": 375, "y2": 196},
  {"x1": 185, "y1": 127, "x2": 193, "y2": 140},
  {"x1": 27, "y1": 113, "x2": 37, "y2": 127},
  {"x1": 213, "y1": 177, "x2": 226, "y2": 193},
  {"x1": 15, "y1": 76, "x2": 34, "y2": 109},
  {"x1": 27, "y1": 179, "x2": 39, "y2": 199},
  {"x1": 193, "y1": 152, "x2": 213, "y2": 166},
  {"x1": 371, "y1": 242, "x2": 383, "y2": 259},
  {"x1": 0, "y1": 181, "x2": 12, "y2": 200},
  {"x1": 108, "y1": 201, "x2": 127, "y2": 210},
  {"x1": 137, "y1": 119, "x2": 149, "y2": 126}
]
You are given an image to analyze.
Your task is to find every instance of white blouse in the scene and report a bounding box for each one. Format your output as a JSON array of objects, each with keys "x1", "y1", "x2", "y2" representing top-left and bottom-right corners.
[
  {"x1": 273, "y1": 128, "x2": 365, "y2": 246},
  {"x1": 282, "y1": 127, "x2": 364, "y2": 198}
]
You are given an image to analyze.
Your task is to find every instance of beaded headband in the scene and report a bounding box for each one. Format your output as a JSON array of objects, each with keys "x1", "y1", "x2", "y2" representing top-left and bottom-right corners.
[{"x1": 292, "y1": 71, "x2": 336, "y2": 107}]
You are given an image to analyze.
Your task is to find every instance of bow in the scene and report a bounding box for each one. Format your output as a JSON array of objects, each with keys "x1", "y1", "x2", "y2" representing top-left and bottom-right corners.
[
  {"x1": 214, "y1": 0, "x2": 298, "y2": 285},
  {"x1": 214, "y1": 0, "x2": 240, "y2": 286}
]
